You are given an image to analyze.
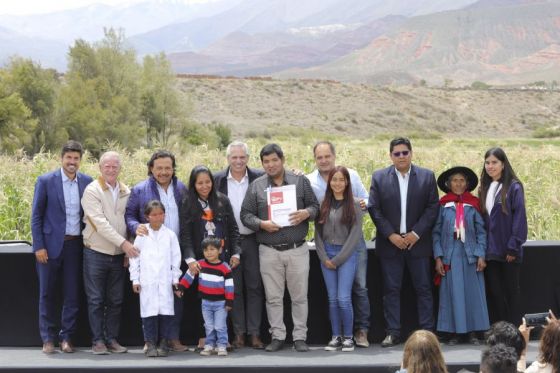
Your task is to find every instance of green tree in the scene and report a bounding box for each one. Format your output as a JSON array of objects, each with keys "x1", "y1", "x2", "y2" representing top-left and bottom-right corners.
[
  {"x1": 58, "y1": 28, "x2": 141, "y2": 155},
  {"x1": 3, "y1": 57, "x2": 59, "y2": 153},
  {"x1": 0, "y1": 70, "x2": 36, "y2": 153}
]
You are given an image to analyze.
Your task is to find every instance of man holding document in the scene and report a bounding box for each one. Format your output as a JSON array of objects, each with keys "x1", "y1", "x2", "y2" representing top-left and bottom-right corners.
[{"x1": 241, "y1": 143, "x2": 319, "y2": 352}]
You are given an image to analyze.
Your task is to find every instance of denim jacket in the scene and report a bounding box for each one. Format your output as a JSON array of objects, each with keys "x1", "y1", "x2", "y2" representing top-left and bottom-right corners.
[{"x1": 432, "y1": 203, "x2": 487, "y2": 265}]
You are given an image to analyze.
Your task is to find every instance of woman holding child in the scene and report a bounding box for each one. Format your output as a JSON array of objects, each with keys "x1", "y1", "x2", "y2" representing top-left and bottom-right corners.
[{"x1": 179, "y1": 165, "x2": 241, "y2": 351}]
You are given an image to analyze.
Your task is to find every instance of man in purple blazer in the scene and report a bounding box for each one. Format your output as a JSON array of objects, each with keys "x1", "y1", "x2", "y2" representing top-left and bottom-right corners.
[
  {"x1": 368, "y1": 137, "x2": 439, "y2": 347},
  {"x1": 31, "y1": 140, "x2": 93, "y2": 354},
  {"x1": 124, "y1": 150, "x2": 188, "y2": 352}
]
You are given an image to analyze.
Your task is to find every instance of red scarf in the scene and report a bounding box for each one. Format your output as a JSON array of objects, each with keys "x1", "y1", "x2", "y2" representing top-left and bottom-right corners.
[{"x1": 439, "y1": 191, "x2": 481, "y2": 213}]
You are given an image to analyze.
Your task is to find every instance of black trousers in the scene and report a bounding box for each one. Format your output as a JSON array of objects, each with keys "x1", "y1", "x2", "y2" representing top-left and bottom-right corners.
[{"x1": 485, "y1": 260, "x2": 521, "y2": 325}]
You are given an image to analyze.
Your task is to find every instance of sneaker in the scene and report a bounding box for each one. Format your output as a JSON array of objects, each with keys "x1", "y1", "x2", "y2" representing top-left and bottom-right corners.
[
  {"x1": 145, "y1": 342, "x2": 157, "y2": 358},
  {"x1": 200, "y1": 345, "x2": 214, "y2": 356},
  {"x1": 293, "y1": 340, "x2": 309, "y2": 352},
  {"x1": 217, "y1": 347, "x2": 228, "y2": 356},
  {"x1": 354, "y1": 329, "x2": 369, "y2": 348},
  {"x1": 324, "y1": 336, "x2": 342, "y2": 351},
  {"x1": 107, "y1": 340, "x2": 127, "y2": 353},
  {"x1": 381, "y1": 334, "x2": 400, "y2": 348},
  {"x1": 265, "y1": 339, "x2": 285, "y2": 352},
  {"x1": 341, "y1": 338, "x2": 355, "y2": 352},
  {"x1": 92, "y1": 341, "x2": 110, "y2": 355},
  {"x1": 157, "y1": 339, "x2": 169, "y2": 357}
]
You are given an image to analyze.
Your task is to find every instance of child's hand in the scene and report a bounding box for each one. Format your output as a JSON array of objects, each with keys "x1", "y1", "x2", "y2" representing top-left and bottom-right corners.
[
  {"x1": 132, "y1": 284, "x2": 141, "y2": 293},
  {"x1": 226, "y1": 306, "x2": 232, "y2": 312},
  {"x1": 173, "y1": 284, "x2": 183, "y2": 298}
]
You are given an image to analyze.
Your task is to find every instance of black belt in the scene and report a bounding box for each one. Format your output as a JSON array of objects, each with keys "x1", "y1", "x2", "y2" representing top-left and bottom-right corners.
[
  {"x1": 267, "y1": 240, "x2": 305, "y2": 251},
  {"x1": 240, "y1": 233, "x2": 255, "y2": 239},
  {"x1": 64, "y1": 235, "x2": 82, "y2": 241}
]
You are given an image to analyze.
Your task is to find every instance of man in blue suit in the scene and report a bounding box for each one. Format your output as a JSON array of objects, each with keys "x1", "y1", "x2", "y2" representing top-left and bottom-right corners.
[
  {"x1": 31, "y1": 140, "x2": 93, "y2": 354},
  {"x1": 368, "y1": 137, "x2": 439, "y2": 347}
]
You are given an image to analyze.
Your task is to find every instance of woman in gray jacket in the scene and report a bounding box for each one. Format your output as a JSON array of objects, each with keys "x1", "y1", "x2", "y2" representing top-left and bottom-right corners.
[{"x1": 314, "y1": 166, "x2": 363, "y2": 352}]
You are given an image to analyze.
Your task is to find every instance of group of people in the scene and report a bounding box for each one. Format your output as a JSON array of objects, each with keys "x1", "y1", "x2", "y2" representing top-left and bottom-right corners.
[{"x1": 31, "y1": 136, "x2": 529, "y2": 358}]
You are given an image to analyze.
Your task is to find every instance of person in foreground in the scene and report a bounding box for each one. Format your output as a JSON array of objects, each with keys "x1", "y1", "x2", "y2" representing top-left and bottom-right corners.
[
  {"x1": 479, "y1": 147, "x2": 527, "y2": 324},
  {"x1": 81, "y1": 151, "x2": 138, "y2": 355},
  {"x1": 394, "y1": 330, "x2": 448, "y2": 373},
  {"x1": 368, "y1": 137, "x2": 439, "y2": 347},
  {"x1": 31, "y1": 140, "x2": 93, "y2": 354},
  {"x1": 178, "y1": 237, "x2": 234, "y2": 357},
  {"x1": 433, "y1": 166, "x2": 489, "y2": 345},
  {"x1": 518, "y1": 311, "x2": 559, "y2": 373},
  {"x1": 129, "y1": 200, "x2": 182, "y2": 358},
  {"x1": 480, "y1": 344, "x2": 519, "y2": 373},
  {"x1": 314, "y1": 166, "x2": 364, "y2": 352}
]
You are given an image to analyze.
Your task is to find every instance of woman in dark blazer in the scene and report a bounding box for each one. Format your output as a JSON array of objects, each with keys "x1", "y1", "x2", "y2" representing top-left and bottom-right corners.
[
  {"x1": 179, "y1": 165, "x2": 241, "y2": 349},
  {"x1": 479, "y1": 147, "x2": 527, "y2": 325}
]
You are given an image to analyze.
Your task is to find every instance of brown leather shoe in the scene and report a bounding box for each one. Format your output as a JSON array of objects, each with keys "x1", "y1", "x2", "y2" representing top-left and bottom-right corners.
[
  {"x1": 92, "y1": 342, "x2": 109, "y2": 355},
  {"x1": 42, "y1": 341, "x2": 55, "y2": 354},
  {"x1": 106, "y1": 340, "x2": 127, "y2": 353},
  {"x1": 60, "y1": 340, "x2": 75, "y2": 353},
  {"x1": 168, "y1": 339, "x2": 188, "y2": 352},
  {"x1": 250, "y1": 335, "x2": 265, "y2": 349},
  {"x1": 232, "y1": 334, "x2": 245, "y2": 349}
]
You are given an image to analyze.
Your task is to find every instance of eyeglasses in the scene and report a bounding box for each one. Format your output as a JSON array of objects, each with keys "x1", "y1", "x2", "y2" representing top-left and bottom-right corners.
[{"x1": 392, "y1": 150, "x2": 410, "y2": 157}]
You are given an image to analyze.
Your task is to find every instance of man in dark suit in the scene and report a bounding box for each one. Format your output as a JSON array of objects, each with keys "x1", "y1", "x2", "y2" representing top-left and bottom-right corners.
[
  {"x1": 368, "y1": 137, "x2": 439, "y2": 347},
  {"x1": 31, "y1": 140, "x2": 93, "y2": 354},
  {"x1": 213, "y1": 140, "x2": 266, "y2": 349}
]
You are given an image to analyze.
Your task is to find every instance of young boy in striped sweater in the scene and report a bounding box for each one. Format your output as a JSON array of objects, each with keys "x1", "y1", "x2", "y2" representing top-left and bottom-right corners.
[{"x1": 178, "y1": 237, "x2": 234, "y2": 356}]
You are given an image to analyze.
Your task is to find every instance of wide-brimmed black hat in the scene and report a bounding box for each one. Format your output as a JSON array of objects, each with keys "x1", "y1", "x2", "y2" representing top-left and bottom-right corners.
[{"x1": 437, "y1": 166, "x2": 478, "y2": 193}]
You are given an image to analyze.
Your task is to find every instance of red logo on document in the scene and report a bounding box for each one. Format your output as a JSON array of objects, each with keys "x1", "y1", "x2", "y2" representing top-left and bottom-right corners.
[{"x1": 270, "y1": 191, "x2": 283, "y2": 204}]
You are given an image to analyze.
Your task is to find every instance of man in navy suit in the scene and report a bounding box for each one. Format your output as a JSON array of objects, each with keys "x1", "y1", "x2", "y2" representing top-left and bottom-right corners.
[
  {"x1": 31, "y1": 140, "x2": 93, "y2": 354},
  {"x1": 368, "y1": 137, "x2": 439, "y2": 347}
]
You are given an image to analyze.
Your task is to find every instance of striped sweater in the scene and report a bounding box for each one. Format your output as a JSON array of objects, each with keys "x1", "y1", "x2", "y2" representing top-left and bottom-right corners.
[{"x1": 179, "y1": 259, "x2": 234, "y2": 307}]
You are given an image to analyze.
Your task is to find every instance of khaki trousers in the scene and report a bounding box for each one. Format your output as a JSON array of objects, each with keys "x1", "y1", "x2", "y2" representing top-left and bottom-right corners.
[{"x1": 259, "y1": 243, "x2": 310, "y2": 341}]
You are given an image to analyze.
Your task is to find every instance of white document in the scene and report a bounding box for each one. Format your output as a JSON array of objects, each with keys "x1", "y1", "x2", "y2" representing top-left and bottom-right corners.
[{"x1": 267, "y1": 184, "x2": 297, "y2": 227}]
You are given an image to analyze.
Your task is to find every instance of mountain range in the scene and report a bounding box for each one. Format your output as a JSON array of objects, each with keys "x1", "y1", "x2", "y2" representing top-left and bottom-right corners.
[{"x1": 1, "y1": 0, "x2": 559, "y2": 85}]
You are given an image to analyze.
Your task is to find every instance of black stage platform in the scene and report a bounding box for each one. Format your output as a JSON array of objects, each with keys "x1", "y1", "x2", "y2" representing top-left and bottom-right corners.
[
  {"x1": 0, "y1": 342, "x2": 540, "y2": 373},
  {"x1": 0, "y1": 240, "x2": 557, "y2": 372}
]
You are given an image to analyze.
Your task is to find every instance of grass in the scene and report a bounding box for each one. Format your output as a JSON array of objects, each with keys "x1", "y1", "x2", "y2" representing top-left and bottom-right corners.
[{"x1": 1, "y1": 137, "x2": 558, "y2": 241}]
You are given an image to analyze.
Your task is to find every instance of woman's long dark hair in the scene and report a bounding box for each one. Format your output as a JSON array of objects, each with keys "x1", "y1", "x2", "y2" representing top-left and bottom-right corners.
[
  {"x1": 479, "y1": 147, "x2": 523, "y2": 215},
  {"x1": 317, "y1": 166, "x2": 355, "y2": 228},
  {"x1": 186, "y1": 165, "x2": 221, "y2": 214}
]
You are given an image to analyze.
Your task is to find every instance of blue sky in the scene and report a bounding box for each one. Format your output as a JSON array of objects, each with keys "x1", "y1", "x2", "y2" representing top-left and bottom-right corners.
[{"x1": 0, "y1": 0, "x2": 213, "y2": 15}]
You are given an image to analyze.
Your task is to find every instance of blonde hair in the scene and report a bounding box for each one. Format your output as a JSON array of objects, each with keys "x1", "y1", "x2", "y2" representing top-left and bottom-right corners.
[{"x1": 402, "y1": 330, "x2": 448, "y2": 373}]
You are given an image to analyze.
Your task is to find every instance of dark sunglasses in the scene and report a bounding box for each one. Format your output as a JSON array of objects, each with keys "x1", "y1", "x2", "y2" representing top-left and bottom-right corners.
[{"x1": 392, "y1": 150, "x2": 410, "y2": 157}]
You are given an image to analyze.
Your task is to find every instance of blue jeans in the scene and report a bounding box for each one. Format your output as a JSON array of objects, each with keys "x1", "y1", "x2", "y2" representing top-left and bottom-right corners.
[
  {"x1": 83, "y1": 248, "x2": 125, "y2": 344},
  {"x1": 142, "y1": 315, "x2": 173, "y2": 344},
  {"x1": 201, "y1": 299, "x2": 228, "y2": 348},
  {"x1": 352, "y1": 238, "x2": 370, "y2": 331},
  {"x1": 320, "y1": 243, "x2": 358, "y2": 337}
]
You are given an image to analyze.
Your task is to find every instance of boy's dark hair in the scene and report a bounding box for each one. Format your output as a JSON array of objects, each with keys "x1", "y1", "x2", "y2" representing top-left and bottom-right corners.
[
  {"x1": 480, "y1": 344, "x2": 518, "y2": 373},
  {"x1": 144, "y1": 200, "x2": 166, "y2": 216},
  {"x1": 485, "y1": 321, "x2": 526, "y2": 359},
  {"x1": 389, "y1": 137, "x2": 412, "y2": 152},
  {"x1": 259, "y1": 143, "x2": 284, "y2": 162},
  {"x1": 201, "y1": 237, "x2": 222, "y2": 251},
  {"x1": 61, "y1": 140, "x2": 84, "y2": 157}
]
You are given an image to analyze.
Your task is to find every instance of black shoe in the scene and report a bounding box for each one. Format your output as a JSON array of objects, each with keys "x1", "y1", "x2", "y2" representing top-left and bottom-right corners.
[
  {"x1": 381, "y1": 334, "x2": 400, "y2": 348},
  {"x1": 293, "y1": 340, "x2": 309, "y2": 352},
  {"x1": 468, "y1": 332, "x2": 480, "y2": 345},
  {"x1": 447, "y1": 335, "x2": 459, "y2": 346},
  {"x1": 265, "y1": 339, "x2": 285, "y2": 352}
]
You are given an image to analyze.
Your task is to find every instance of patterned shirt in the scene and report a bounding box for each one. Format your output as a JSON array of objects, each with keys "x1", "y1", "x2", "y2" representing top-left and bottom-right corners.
[
  {"x1": 240, "y1": 170, "x2": 319, "y2": 246},
  {"x1": 179, "y1": 259, "x2": 234, "y2": 307}
]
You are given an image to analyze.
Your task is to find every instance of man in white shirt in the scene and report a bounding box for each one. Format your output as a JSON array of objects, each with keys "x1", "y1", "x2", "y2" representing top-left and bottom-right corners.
[{"x1": 213, "y1": 141, "x2": 265, "y2": 349}]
